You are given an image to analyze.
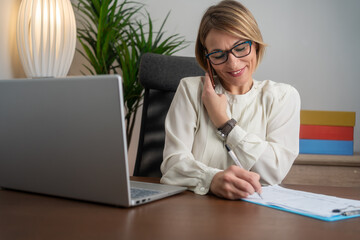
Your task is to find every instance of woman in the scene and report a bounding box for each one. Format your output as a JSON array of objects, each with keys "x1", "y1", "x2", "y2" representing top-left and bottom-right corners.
[{"x1": 160, "y1": 0, "x2": 300, "y2": 200}]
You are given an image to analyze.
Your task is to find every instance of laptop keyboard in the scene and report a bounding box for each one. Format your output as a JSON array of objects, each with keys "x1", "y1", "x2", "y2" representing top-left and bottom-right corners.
[{"x1": 131, "y1": 187, "x2": 162, "y2": 199}]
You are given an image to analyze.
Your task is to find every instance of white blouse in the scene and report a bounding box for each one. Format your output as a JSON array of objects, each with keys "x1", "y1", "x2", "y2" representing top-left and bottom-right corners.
[{"x1": 160, "y1": 76, "x2": 301, "y2": 195}]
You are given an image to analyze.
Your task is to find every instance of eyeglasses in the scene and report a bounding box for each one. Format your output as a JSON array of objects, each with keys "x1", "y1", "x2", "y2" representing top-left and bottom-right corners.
[{"x1": 205, "y1": 40, "x2": 252, "y2": 65}]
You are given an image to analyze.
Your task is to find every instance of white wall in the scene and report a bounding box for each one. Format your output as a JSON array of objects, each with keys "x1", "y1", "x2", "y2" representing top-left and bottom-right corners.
[{"x1": 1, "y1": 1, "x2": 359, "y2": 175}]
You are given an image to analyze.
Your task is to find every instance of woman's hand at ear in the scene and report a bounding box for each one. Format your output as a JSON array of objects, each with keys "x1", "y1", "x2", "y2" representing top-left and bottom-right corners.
[{"x1": 202, "y1": 73, "x2": 229, "y2": 128}]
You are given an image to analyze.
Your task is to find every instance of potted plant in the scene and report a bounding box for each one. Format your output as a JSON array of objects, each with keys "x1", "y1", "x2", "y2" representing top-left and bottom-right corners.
[{"x1": 74, "y1": 0, "x2": 187, "y2": 145}]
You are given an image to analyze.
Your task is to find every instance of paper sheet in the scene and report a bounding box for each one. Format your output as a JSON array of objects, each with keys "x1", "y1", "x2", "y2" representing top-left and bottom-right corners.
[{"x1": 244, "y1": 185, "x2": 360, "y2": 218}]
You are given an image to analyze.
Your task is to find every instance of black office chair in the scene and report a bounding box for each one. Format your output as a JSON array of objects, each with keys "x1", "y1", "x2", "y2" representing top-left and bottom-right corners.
[{"x1": 134, "y1": 53, "x2": 204, "y2": 177}]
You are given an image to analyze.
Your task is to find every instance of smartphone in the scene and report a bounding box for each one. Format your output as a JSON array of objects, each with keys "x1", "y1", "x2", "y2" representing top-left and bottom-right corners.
[{"x1": 207, "y1": 59, "x2": 216, "y2": 89}]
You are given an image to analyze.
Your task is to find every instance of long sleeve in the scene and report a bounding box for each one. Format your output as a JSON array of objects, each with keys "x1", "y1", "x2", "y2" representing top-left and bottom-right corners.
[
  {"x1": 160, "y1": 77, "x2": 221, "y2": 195},
  {"x1": 226, "y1": 83, "x2": 301, "y2": 185}
]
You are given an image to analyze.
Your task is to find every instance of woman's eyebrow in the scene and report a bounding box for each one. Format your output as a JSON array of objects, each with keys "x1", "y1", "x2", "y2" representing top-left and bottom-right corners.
[
  {"x1": 209, "y1": 40, "x2": 245, "y2": 53},
  {"x1": 233, "y1": 40, "x2": 246, "y2": 46}
]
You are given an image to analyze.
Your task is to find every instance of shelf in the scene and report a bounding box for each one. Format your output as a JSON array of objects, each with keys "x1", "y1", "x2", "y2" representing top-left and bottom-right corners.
[
  {"x1": 294, "y1": 153, "x2": 360, "y2": 167},
  {"x1": 283, "y1": 153, "x2": 360, "y2": 187}
]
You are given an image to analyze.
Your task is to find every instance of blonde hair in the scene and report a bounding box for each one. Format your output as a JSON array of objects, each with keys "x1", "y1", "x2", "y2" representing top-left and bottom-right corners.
[{"x1": 195, "y1": 0, "x2": 266, "y2": 71}]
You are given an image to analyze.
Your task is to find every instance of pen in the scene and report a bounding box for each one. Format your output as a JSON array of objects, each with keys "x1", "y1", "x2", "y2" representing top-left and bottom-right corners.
[
  {"x1": 341, "y1": 209, "x2": 360, "y2": 216},
  {"x1": 332, "y1": 208, "x2": 360, "y2": 216},
  {"x1": 225, "y1": 144, "x2": 263, "y2": 199}
]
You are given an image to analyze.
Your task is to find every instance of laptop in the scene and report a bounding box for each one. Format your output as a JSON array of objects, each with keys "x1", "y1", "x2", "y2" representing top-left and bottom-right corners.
[{"x1": 0, "y1": 75, "x2": 186, "y2": 207}]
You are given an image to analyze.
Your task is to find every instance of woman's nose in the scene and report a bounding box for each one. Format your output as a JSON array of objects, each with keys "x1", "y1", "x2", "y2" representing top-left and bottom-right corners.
[{"x1": 226, "y1": 52, "x2": 239, "y2": 68}]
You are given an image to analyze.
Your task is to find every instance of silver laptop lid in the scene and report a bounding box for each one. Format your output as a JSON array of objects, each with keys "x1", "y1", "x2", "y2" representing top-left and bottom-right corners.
[{"x1": 0, "y1": 75, "x2": 132, "y2": 206}]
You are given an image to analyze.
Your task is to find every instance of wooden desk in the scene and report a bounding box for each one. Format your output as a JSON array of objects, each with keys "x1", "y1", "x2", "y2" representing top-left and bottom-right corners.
[{"x1": 1, "y1": 178, "x2": 359, "y2": 240}]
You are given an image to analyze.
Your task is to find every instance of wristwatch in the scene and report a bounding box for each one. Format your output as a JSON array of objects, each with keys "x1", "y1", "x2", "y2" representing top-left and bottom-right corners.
[{"x1": 216, "y1": 118, "x2": 237, "y2": 141}]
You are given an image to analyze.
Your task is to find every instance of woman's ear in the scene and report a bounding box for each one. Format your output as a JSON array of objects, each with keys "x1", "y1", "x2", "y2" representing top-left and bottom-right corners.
[
  {"x1": 253, "y1": 42, "x2": 259, "y2": 56},
  {"x1": 252, "y1": 41, "x2": 258, "y2": 51}
]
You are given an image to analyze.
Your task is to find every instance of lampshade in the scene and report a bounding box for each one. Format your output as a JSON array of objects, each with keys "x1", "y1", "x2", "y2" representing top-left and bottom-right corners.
[{"x1": 16, "y1": 0, "x2": 76, "y2": 78}]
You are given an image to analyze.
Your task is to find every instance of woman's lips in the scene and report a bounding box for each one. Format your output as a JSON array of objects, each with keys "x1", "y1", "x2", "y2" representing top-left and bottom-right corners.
[{"x1": 228, "y1": 66, "x2": 246, "y2": 77}]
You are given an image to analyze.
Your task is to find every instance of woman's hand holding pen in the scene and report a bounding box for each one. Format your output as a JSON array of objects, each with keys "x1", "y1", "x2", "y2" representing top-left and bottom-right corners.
[
  {"x1": 210, "y1": 166, "x2": 262, "y2": 200},
  {"x1": 202, "y1": 73, "x2": 229, "y2": 128}
]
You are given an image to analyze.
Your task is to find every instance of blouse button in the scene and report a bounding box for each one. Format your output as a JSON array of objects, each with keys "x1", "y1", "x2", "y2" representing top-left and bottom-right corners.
[{"x1": 200, "y1": 187, "x2": 205, "y2": 192}]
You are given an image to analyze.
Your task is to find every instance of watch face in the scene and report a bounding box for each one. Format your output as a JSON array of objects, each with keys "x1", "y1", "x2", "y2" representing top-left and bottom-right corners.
[
  {"x1": 216, "y1": 119, "x2": 237, "y2": 141},
  {"x1": 216, "y1": 130, "x2": 226, "y2": 141}
]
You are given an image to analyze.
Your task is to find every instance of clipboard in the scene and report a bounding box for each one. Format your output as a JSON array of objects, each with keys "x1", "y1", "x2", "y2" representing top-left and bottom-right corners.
[{"x1": 242, "y1": 185, "x2": 360, "y2": 222}]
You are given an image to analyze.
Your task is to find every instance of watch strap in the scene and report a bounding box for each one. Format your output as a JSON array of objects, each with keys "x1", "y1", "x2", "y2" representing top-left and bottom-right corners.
[{"x1": 217, "y1": 118, "x2": 237, "y2": 140}]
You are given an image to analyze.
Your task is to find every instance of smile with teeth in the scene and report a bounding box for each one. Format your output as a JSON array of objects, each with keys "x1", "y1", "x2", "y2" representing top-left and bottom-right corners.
[{"x1": 229, "y1": 67, "x2": 245, "y2": 76}]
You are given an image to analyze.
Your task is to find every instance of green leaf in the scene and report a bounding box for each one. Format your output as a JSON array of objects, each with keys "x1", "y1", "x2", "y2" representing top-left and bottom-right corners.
[{"x1": 75, "y1": 0, "x2": 188, "y2": 144}]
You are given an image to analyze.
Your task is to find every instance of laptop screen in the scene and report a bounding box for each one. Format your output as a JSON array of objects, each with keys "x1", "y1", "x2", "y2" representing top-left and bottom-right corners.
[{"x1": 0, "y1": 75, "x2": 131, "y2": 206}]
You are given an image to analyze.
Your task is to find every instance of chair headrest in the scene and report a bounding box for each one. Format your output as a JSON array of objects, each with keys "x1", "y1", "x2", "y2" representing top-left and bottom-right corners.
[{"x1": 139, "y1": 53, "x2": 204, "y2": 92}]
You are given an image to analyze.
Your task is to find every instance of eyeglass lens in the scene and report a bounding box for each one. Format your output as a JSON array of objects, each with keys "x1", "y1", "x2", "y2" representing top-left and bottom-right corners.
[{"x1": 207, "y1": 41, "x2": 251, "y2": 65}]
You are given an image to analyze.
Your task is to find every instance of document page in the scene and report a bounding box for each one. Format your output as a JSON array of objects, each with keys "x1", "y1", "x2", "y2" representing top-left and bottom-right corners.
[{"x1": 244, "y1": 185, "x2": 360, "y2": 218}]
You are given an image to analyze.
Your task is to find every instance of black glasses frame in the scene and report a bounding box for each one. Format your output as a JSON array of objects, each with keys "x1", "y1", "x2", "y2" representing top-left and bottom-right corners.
[{"x1": 205, "y1": 40, "x2": 252, "y2": 65}]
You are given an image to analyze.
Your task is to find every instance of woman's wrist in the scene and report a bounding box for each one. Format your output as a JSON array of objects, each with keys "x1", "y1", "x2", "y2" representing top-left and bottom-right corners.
[
  {"x1": 216, "y1": 118, "x2": 237, "y2": 141},
  {"x1": 214, "y1": 116, "x2": 231, "y2": 129}
]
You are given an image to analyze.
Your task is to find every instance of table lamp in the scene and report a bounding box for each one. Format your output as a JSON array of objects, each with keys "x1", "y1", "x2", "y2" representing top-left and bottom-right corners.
[{"x1": 16, "y1": 0, "x2": 76, "y2": 78}]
